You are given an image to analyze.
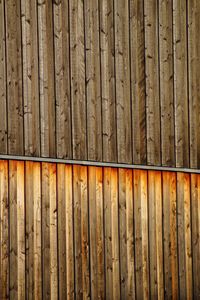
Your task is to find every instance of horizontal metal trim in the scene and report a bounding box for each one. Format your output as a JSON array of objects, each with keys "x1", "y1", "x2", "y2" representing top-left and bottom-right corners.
[{"x1": 0, "y1": 154, "x2": 200, "y2": 174}]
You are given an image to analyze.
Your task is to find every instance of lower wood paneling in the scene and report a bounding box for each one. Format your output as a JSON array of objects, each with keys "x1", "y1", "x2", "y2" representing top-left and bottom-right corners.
[{"x1": 0, "y1": 160, "x2": 199, "y2": 299}]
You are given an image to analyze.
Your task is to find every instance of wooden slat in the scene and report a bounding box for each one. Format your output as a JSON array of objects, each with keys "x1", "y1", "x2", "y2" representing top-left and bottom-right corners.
[
  {"x1": 0, "y1": 0, "x2": 7, "y2": 154},
  {"x1": 114, "y1": 0, "x2": 132, "y2": 163},
  {"x1": 22, "y1": 0, "x2": 40, "y2": 156},
  {"x1": 38, "y1": 0, "x2": 56, "y2": 157},
  {"x1": 73, "y1": 165, "x2": 90, "y2": 299},
  {"x1": 162, "y1": 171, "x2": 179, "y2": 299},
  {"x1": 144, "y1": 0, "x2": 161, "y2": 166},
  {"x1": 5, "y1": 0, "x2": 24, "y2": 155},
  {"x1": 69, "y1": 0, "x2": 87, "y2": 160},
  {"x1": 9, "y1": 161, "x2": 25, "y2": 299},
  {"x1": 191, "y1": 174, "x2": 200, "y2": 298},
  {"x1": 148, "y1": 171, "x2": 164, "y2": 299},
  {"x1": 25, "y1": 162, "x2": 42, "y2": 299},
  {"x1": 41, "y1": 163, "x2": 58, "y2": 299},
  {"x1": 159, "y1": 0, "x2": 175, "y2": 166},
  {"x1": 53, "y1": 0, "x2": 72, "y2": 159},
  {"x1": 177, "y1": 173, "x2": 193, "y2": 299},
  {"x1": 118, "y1": 168, "x2": 135, "y2": 299},
  {"x1": 130, "y1": 0, "x2": 146, "y2": 165},
  {"x1": 85, "y1": 0, "x2": 102, "y2": 161},
  {"x1": 88, "y1": 166, "x2": 104, "y2": 299},
  {"x1": 188, "y1": 0, "x2": 200, "y2": 168},
  {"x1": 0, "y1": 161, "x2": 8, "y2": 299},
  {"x1": 100, "y1": 0, "x2": 117, "y2": 162},
  {"x1": 134, "y1": 169, "x2": 149, "y2": 299},
  {"x1": 57, "y1": 164, "x2": 74, "y2": 299},
  {"x1": 173, "y1": 0, "x2": 189, "y2": 167}
]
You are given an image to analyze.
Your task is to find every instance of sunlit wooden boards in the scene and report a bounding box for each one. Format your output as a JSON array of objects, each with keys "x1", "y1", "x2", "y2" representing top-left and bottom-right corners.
[
  {"x1": 0, "y1": 0, "x2": 200, "y2": 167},
  {"x1": 0, "y1": 160, "x2": 200, "y2": 299}
]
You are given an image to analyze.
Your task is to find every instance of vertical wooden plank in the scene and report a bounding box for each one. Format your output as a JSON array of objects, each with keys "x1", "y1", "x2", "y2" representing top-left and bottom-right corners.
[
  {"x1": 100, "y1": 0, "x2": 117, "y2": 162},
  {"x1": 118, "y1": 168, "x2": 135, "y2": 299},
  {"x1": 104, "y1": 167, "x2": 120, "y2": 299},
  {"x1": 163, "y1": 172, "x2": 179, "y2": 299},
  {"x1": 159, "y1": 0, "x2": 175, "y2": 166},
  {"x1": 25, "y1": 162, "x2": 42, "y2": 300},
  {"x1": 188, "y1": 0, "x2": 200, "y2": 168},
  {"x1": 5, "y1": 0, "x2": 24, "y2": 155},
  {"x1": 130, "y1": 0, "x2": 146, "y2": 165},
  {"x1": 88, "y1": 167, "x2": 104, "y2": 299},
  {"x1": 0, "y1": 0, "x2": 7, "y2": 154},
  {"x1": 114, "y1": 0, "x2": 132, "y2": 163},
  {"x1": 177, "y1": 173, "x2": 193, "y2": 299},
  {"x1": 38, "y1": 0, "x2": 56, "y2": 157},
  {"x1": 0, "y1": 161, "x2": 9, "y2": 299},
  {"x1": 191, "y1": 174, "x2": 200, "y2": 298},
  {"x1": 73, "y1": 165, "x2": 90, "y2": 299},
  {"x1": 133, "y1": 169, "x2": 149, "y2": 299},
  {"x1": 9, "y1": 161, "x2": 25, "y2": 299},
  {"x1": 21, "y1": 0, "x2": 40, "y2": 156},
  {"x1": 85, "y1": 0, "x2": 102, "y2": 161},
  {"x1": 42, "y1": 163, "x2": 58, "y2": 299},
  {"x1": 69, "y1": 0, "x2": 87, "y2": 160},
  {"x1": 148, "y1": 171, "x2": 164, "y2": 299},
  {"x1": 144, "y1": 0, "x2": 161, "y2": 165},
  {"x1": 53, "y1": 0, "x2": 72, "y2": 159},
  {"x1": 57, "y1": 164, "x2": 74, "y2": 299},
  {"x1": 173, "y1": 0, "x2": 189, "y2": 167}
]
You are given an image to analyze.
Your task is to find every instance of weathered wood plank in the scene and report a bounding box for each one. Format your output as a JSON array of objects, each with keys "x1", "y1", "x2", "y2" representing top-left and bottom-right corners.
[
  {"x1": 134, "y1": 169, "x2": 149, "y2": 299},
  {"x1": 0, "y1": 0, "x2": 7, "y2": 154},
  {"x1": 130, "y1": 0, "x2": 146, "y2": 165},
  {"x1": 25, "y1": 162, "x2": 42, "y2": 299},
  {"x1": 53, "y1": 0, "x2": 72, "y2": 159},
  {"x1": 22, "y1": 0, "x2": 40, "y2": 156},
  {"x1": 9, "y1": 161, "x2": 25, "y2": 300},
  {"x1": 69, "y1": 0, "x2": 87, "y2": 160},
  {"x1": 162, "y1": 171, "x2": 179, "y2": 299},
  {"x1": 88, "y1": 166, "x2": 104, "y2": 299},
  {"x1": 159, "y1": 0, "x2": 175, "y2": 166},
  {"x1": 191, "y1": 174, "x2": 200, "y2": 298},
  {"x1": 173, "y1": 0, "x2": 189, "y2": 167},
  {"x1": 144, "y1": 0, "x2": 161, "y2": 165},
  {"x1": 177, "y1": 173, "x2": 193, "y2": 299},
  {"x1": 38, "y1": 0, "x2": 56, "y2": 157},
  {"x1": 114, "y1": 0, "x2": 132, "y2": 163},
  {"x1": 188, "y1": 0, "x2": 200, "y2": 168},
  {"x1": 5, "y1": 0, "x2": 24, "y2": 155},
  {"x1": 73, "y1": 165, "x2": 90, "y2": 299},
  {"x1": 148, "y1": 171, "x2": 164, "y2": 299},
  {"x1": 100, "y1": 0, "x2": 117, "y2": 162},
  {"x1": 0, "y1": 161, "x2": 8, "y2": 299},
  {"x1": 85, "y1": 0, "x2": 102, "y2": 161}
]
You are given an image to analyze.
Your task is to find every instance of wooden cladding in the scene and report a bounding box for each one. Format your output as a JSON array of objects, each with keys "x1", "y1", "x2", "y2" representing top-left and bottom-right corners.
[
  {"x1": 0, "y1": 160, "x2": 200, "y2": 299},
  {"x1": 0, "y1": 0, "x2": 200, "y2": 167}
]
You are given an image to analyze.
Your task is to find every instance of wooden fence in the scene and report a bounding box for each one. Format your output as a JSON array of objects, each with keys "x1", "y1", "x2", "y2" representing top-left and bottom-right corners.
[
  {"x1": 0, "y1": 159, "x2": 199, "y2": 299},
  {"x1": 0, "y1": 0, "x2": 200, "y2": 168}
]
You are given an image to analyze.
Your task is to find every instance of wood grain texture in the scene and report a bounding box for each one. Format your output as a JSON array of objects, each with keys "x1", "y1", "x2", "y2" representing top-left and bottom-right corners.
[
  {"x1": 144, "y1": 0, "x2": 161, "y2": 166},
  {"x1": 114, "y1": 0, "x2": 132, "y2": 163},
  {"x1": 130, "y1": 0, "x2": 146, "y2": 165},
  {"x1": 69, "y1": 0, "x2": 87, "y2": 160},
  {"x1": 38, "y1": 0, "x2": 56, "y2": 157},
  {"x1": 5, "y1": 0, "x2": 24, "y2": 155},
  {"x1": 173, "y1": 0, "x2": 189, "y2": 167},
  {"x1": 85, "y1": 0, "x2": 102, "y2": 161},
  {"x1": 0, "y1": 0, "x2": 7, "y2": 154},
  {"x1": 22, "y1": 0, "x2": 40, "y2": 156},
  {"x1": 53, "y1": 0, "x2": 72, "y2": 159}
]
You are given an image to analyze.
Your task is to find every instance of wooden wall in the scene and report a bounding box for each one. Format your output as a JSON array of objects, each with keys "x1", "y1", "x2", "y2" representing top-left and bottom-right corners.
[
  {"x1": 0, "y1": 159, "x2": 199, "y2": 299},
  {"x1": 0, "y1": 0, "x2": 200, "y2": 167}
]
